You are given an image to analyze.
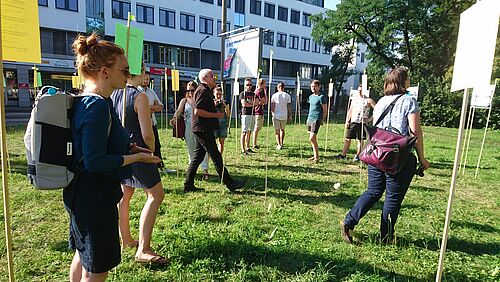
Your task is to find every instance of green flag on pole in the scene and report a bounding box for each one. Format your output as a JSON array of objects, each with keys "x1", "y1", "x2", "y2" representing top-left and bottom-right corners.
[{"x1": 114, "y1": 23, "x2": 144, "y2": 75}]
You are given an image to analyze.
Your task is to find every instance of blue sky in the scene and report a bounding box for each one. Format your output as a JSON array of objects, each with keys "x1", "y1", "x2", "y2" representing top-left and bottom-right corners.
[{"x1": 324, "y1": 0, "x2": 341, "y2": 10}]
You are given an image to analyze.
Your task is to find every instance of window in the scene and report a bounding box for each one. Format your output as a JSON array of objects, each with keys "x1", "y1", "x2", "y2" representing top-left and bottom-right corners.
[
  {"x1": 199, "y1": 17, "x2": 213, "y2": 35},
  {"x1": 217, "y1": 0, "x2": 231, "y2": 8},
  {"x1": 180, "y1": 13, "x2": 195, "y2": 32},
  {"x1": 264, "y1": 3, "x2": 275, "y2": 18},
  {"x1": 217, "y1": 20, "x2": 231, "y2": 35},
  {"x1": 158, "y1": 46, "x2": 195, "y2": 67},
  {"x1": 250, "y1": 0, "x2": 261, "y2": 15},
  {"x1": 56, "y1": 0, "x2": 78, "y2": 11},
  {"x1": 278, "y1": 6, "x2": 287, "y2": 21},
  {"x1": 87, "y1": 0, "x2": 104, "y2": 18},
  {"x1": 234, "y1": 13, "x2": 245, "y2": 29},
  {"x1": 38, "y1": 0, "x2": 48, "y2": 6},
  {"x1": 137, "y1": 4, "x2": 154, "y2": 24},
  {"x1": 301, "y1": 37, "x2": 310, "y2": 51},
  {"x1": 290, "y1": 9, "x2": 300, "y2": 24},
  {"x1": 235, "y1": 0, "x2": 245, "y2": 13},
  {"x1": 277, "y1": 32, "x2": 287, "y2": 48},
  {"x1": 323, "y1": 47, "x2": 331, "y2": 54},
  {"x1": 143, "y1": 43, "x2": 151, "y2": 63},
  {"x1": 200, "y1": 0, "x2": 214, "y2": 4},
  {"x1": 312, "y1": 41, "x2": 321, "y2": 53},
  {"x1": 361, "y1": 52, "x2": 365, "y2": 63},
  {"x1": 159, "y1": 9, "x2": 175, "y2": 28},
  {"x1": 263, "y1": 30, "x2": 274, "y2": 45},
  {"x1": 290, "y1": 35, "x2": 299, "y2": 49},
  {"x1": 112, "y1": 0, "x2": 130, "y2": 20},
  {"x1": 302, "y1": 13, "x2": 311, "y2": 27}
]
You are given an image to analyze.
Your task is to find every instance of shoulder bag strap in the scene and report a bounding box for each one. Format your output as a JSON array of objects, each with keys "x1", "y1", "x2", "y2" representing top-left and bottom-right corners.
[{"x1": 374, "y1": 94, "x2": 404, "y2": 126}]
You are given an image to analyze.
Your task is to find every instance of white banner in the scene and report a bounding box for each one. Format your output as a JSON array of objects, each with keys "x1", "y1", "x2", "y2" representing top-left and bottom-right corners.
[
  {"x1": 223, "y1": 28, "x2": 262, "y2": 79},
  {"x1": 471, "y1": 84, "x2": 495, "y2": 109},
  {"x1": 450, "y1": 0, "x2": 500, "y2": 92}
]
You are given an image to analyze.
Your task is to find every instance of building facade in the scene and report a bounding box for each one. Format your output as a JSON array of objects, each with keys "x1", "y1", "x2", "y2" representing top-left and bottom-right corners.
[{"x1": 4, "y1": 0, "x2": 332, "y2": 107}]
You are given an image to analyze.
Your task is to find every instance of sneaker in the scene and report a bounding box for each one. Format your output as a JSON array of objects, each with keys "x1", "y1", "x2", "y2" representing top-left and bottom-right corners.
[
  {"x1": 184, "y1": 186, "x2": 204, "y2": 193},
  {"x1": 246, "y1": 148, "x2": 256, "y2": 153},
  {"x1": 253, "y1": 145, "x2": 261, "y2": 149},
  {"x1": 202, "y1": 173, "x2": 209, "y2": 181},
  {"x1": 227, "y1": 179, "x2": 246, "y2": 191},
  {"x1": 353, "y1": 155, "x2": 360, "y2": 162},
  {"x1": 335, "y1": 154, "x2": 346, "y2": 160},
  {"x1": 276, "y1": 145, "x2": 282, "y2": 150},
  {"x1": 339, "y1": 221, "x2": 353, "y2": 244},
  {"x1": 241, "y1": 151, "x2": 249, "y2": 156}
]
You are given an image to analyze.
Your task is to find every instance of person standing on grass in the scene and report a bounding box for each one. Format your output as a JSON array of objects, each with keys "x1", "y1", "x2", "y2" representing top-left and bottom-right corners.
[
  {"x1": 240, "y1": 78, "x2": 255, "y2": 155},
  {"x1": 112, "y1": 65, "x2": 168, "y2": 266},
  {"x1": 183, "y1": 69, "x2": 246, "y2": 192},
  {"x1": 68, "y1": 33, "x2": 160, "y2": 281},
  {"x1": 306, "y1": 80, "x2": 327, "y2": 163},
  {"x1": 252, "y1": 78, "x2": 267, "y2": 150},
  {"x1": 213, "y1": 86, "x2": 230, "y2": 154},
  {"x1": 340, "y1": 67, "x2": 430, "y2": 244},
  {"x1": 336, "y1": 85, "x2": 376, "y2": 161},
  {"x1": 271, "y1": 82, "x2": 292, "y2": 150},
  {"x1": 170, "y1": 81, "x2": 210, "y2": 181},
  {"x1": 138, "y1": 71, "x2": 165, "y2": 169}
]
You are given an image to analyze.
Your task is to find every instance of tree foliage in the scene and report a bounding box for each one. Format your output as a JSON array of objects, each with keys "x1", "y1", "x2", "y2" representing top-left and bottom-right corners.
[{"x1": 312, "y1": 0, "x2": 500, "y2": 129}]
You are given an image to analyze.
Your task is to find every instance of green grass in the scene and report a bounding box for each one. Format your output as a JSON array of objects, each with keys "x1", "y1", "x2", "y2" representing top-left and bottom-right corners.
[{"x1": 0, "y1": 117, "x2": 499, "y2": 281}]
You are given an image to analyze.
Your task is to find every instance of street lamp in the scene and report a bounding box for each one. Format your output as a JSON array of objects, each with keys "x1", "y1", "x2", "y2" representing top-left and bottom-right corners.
[{"x1": 199, "y1": 35, "x2": 210, "y2": 69}]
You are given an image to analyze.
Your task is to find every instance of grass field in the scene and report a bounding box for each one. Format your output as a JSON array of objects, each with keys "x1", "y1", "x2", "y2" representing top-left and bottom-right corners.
[{"x1": 0, "y1": 117, "x2": 499, "y2": 281}]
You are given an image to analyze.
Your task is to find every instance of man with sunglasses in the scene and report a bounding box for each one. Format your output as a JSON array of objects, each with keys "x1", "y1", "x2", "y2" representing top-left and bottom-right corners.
[
  {"x1": 239, "y1": 78, "x2": 255, "y2": 155},
  {"x1": 184, "y1": 68, "x2": 246, "y2": 192}
]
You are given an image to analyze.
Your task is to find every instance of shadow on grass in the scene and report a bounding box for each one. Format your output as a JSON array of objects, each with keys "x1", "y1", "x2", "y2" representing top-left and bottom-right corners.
[
  {"x1": 177, "y1": 238, "x2": 419, "y2": 280},
  {"x1": 398, "y1": 236, "x2": 500, "y2": 256},
  {"x1": 431, "y1": 161, "x2": 493, "y2": 171},
  {"x1": 240, "y1": 175, "x2": 340, "y2": 193},
  {"x1": 452, "y1": 220, "x2": 499, "y2": 233},
  {"x1": 410, "y1": 185, "x2": 445, "y2": 193}
]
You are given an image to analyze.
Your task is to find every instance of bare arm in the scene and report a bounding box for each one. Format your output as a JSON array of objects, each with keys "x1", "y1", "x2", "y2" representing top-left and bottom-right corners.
[
  {"x1": 150, "y1": 101, "x2": 163, "y2": 113},
  {"x1": 271, "y1": 102, "x2": 276, "y2": 114},
  {"x1": 135, "y1": 93, "x2": 155, "y2": 151},
  {"x1": 241, "y1": 98, "x2": 253, "y2": 108},
  {"x1": 194, "y1": 108, "x2": 224, "y2": 119},
  {"x1": 322, "y1": 104, "x2": 328, "y2": 121},
  {"x1": 408, "y1": 112, "x2": 430, "y2": 170},
  {"x1": 224, "y1": 102, "x2": 231, "y2": 119},
  {"x1": 287, "y1": 103, "x2": 292, "y2": 122}
]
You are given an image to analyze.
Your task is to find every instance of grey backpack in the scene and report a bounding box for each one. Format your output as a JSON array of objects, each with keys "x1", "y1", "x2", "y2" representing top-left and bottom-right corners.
[{"x1": 24, "y1": 86, "x2": 108, "y2": 190}]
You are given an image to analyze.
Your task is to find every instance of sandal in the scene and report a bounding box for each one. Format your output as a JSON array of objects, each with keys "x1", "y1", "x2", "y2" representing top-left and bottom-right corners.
[
  {"x1": 135, "y1": 255, "x2": 169, "y2": 266},
  {"x1": 307, "y1": 156, "x2": 316, "y2": 161}
]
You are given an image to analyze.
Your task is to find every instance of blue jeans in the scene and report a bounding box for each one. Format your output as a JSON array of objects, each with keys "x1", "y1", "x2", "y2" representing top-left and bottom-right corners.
[{"x1": 344, "y1": 154, "x2": 417, "y2": 239}]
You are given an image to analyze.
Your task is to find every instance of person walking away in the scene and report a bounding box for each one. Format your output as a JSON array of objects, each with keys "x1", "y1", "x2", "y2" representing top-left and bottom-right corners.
[
  {"x1": 270, "y1": 82, "x2": 291, "y2": 150},
  {"x1": 340, "y1": 67, "x2": 430, "y2": 244},
  {"x1": 306, "y1": 80, "x2": 327, "y2": 163}
]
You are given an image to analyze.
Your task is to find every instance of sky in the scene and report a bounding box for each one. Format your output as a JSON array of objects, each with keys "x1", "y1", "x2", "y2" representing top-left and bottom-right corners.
[{"x1": 324, "y1": 0, "x2": 341, "y2": 10}]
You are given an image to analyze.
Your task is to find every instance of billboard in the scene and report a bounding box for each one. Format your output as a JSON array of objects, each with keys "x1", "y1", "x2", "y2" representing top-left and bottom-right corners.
[{"x1": 223, "y1": 28, "x2": 263, "y2": 79}]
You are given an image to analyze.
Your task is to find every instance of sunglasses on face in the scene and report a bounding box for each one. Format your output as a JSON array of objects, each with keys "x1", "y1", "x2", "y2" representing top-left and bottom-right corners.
[
  {"x1": 245, "y1": 84, "x2": 252, "y2": 86},
  {"x1": 110, "y1": 66, "x2": 130, "y2": 76},
  {"x1": 186, "y1": 89, "x2": 195, "y2": 93}
]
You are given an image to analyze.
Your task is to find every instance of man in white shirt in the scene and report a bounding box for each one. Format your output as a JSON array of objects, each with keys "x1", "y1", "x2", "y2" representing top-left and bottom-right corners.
[
  {"x1": 336, "y1": 85, "x2": 376, "y2": 161},
  {"x1": 139, "y1": 71, "x2": 165, "y2": 168},
  {"x1": 271, "y1": 82, "x2": 292, "y2": 150}
]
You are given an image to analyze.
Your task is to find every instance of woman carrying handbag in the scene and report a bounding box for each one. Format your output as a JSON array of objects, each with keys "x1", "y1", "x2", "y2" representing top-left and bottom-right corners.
[{"x1": 340, "y1": 67, "x2": 430, "y2": 244}]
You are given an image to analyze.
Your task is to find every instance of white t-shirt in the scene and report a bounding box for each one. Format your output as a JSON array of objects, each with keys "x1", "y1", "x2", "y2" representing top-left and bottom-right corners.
[
  {"x1": 138, "y1": 86, "x2": 162, "y2": 126},
  {"x1": 271, "y1": 91, "x2": 291, "y2": 120}
]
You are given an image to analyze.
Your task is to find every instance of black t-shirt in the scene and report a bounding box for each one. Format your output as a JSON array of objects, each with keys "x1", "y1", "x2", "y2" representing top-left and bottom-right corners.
[
  {"x1": 192, "y1": 83, "x2": 219, "y2": 132},
  {"x1": 239, "y1": 91, "x2": 255, "y2": 115}
]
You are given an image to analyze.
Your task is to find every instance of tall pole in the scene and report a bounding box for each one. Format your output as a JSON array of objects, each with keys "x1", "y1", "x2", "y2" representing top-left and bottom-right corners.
[
  {"x1": 199, "y1": 35, "x2": 210, "y2": 70},
  {"x1": 0, "y1": 1, "x2": 15, "y2": 279},
  {"x1": 436, "y1": 88, "x2": 470, "y2": 282},
  {"x1": 220, "y1": 0, "x2": 227, "y2": 93}
]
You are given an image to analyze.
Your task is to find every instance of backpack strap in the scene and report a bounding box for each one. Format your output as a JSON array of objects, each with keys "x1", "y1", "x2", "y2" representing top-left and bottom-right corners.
[{"x1": 374, "y1": 94, "x2": 404, "y2": 127}]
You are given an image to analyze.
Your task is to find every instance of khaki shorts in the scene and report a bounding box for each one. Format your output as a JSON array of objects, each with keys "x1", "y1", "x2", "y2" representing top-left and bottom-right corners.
[
  {"x1": 273, "y1": 117, "x2": 287, "y2": 130},
  {"x1": 241, "y1": 115, "x2": 254, "y2": 132},
  {"x1": 254, "y1": 115, "x2": 264, "y2": 131}
]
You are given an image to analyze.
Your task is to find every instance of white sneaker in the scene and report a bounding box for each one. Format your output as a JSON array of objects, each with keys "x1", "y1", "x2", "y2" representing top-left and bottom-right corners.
[{"x1": 276, "y1": 145, "x2": 282, "y2": 150}]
